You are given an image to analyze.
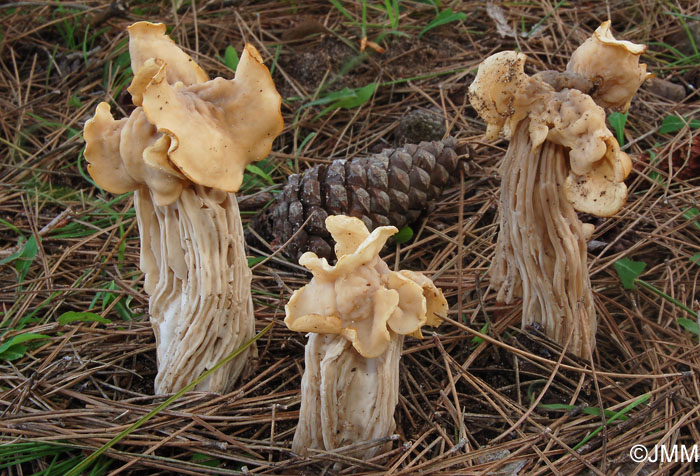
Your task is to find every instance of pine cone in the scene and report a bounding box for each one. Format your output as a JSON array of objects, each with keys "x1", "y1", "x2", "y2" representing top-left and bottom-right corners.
[
  {"x1": 394, "y1": 108, "x2": 446, "y2": 145},
  {"x1": 249, "y1": 137, "x2": 468, "y2": 261}
]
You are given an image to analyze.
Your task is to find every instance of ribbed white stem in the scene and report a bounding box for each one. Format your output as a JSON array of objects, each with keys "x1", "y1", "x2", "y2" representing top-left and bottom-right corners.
[
  {"x1": 491, "y1": 120, "x2": 595, "y2": 357},
  {"x1": 293, "y1": 333, "x2": 402, "y2": 459},
  {"x1": 135, "y1": 184, "x2": 256, "y2": 394}
]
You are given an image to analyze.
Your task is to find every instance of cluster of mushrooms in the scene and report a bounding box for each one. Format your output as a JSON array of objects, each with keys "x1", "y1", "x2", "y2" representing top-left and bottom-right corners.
[{"x1": 82, "y1": 21, "x2": 647, "y2": 459}]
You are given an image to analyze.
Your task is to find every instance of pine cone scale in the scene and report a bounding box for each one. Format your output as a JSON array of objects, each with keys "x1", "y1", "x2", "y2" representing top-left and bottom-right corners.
[
  {"x1": 350, "y1": 186, "x2": 371, "y2": 216},
  {"x1": 346, "y1": 161, "x2": 366, "y2": 187},
  {"x1": 389, "y1": 166, "x2": 410, "y2": 193},
  {"x1": 368, "y1": 164, "x2": 388, "y2": 189},
  {"x1": 326, "y1": 183, "x2": 348, "y2": 214},
  {"x1": 371, "y1": 189, "x2": 391, "y2": 215},
  {"x1": 326, "y1": 160, "x2": 345, "y2": 184}
]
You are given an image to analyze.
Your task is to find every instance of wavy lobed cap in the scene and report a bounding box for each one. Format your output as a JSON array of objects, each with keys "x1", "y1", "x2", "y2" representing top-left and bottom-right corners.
[
  {"x1": 527, "y1": 88, "x2": 632, "y2": 216},
  {"x1": 127, "y1": 22, "x2": 208, "y2": 87},
  {"x1": 467, "y1": 51, "x2": 530, "y2": 142},
  {"x1": 285, "y1": 215, "x2": 447, "y2": 358},
  {"x1": 567, "y1": 21, "x2": 651, "y2": 112},
  {"x1": 468, "y1": 23, "x2": 647, "y2": 217},
  {"x1": 83, "y1": 22, "x2": 284, "y2": 204}
]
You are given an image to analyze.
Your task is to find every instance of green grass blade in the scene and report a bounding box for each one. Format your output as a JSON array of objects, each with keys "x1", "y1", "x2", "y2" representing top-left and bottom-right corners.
[
  {"x1": 470, "y1": 322, "x2": 489, "y2": 347},
  {"x1": 329, "y1": 0, "x2": 357, "y2": 23},
  {"x1": 64, "y1": 322, "x2": 273, "y2": 476},
  {"x1": 636, "y1": 280, "x2": 698, "y2": 317},
  {"x1": 538, "y1": 403, "x2": 627, "y2": 420},
  {"x1": 0, "y1": 443, "x2": 79, "y2": 470},
  {"x1": 191, "y1": 452, "x2": 221, "y2": 468},
  {"x1": 301, "y1": 83, "x2": 377, "y2": 111},
  {"x1": 573, "y1": 393, "x2": 651, "y2": 450},
  {"x1": 245, "y1": 164, "x2": 274, "y2": 185},
  {"x1": 419, "y1": 9, "x2": 467, "y2": 37},
  {"x1": 2, "y1": 235, "x2": 38, "y2": 283},
  {"x1": 269, "y1": 44, "x2": 281, "y2": 76},
  {"x1": 682, "y1": 207, "x2": 700, "y2": 232},
  {"x1": 394, "y1": 225, "x2": 413, "y2": 244},
  {"x1": 691, "y1": 253, "x2": 700, "y2": 266},
  {"x1": 247, "y1": 256, "x2": 266, "y2": 267},
  {"x1": 360, "y1": 0, "x2": 367, "y2": 39},
  {"x1": 58, "y1": 311, "x2": 112, "y2": 326},
  {"x1": 298, "y1": 132, "x2": 316, "y2": 154},
  {"x1": 82, "y1": 24, "x2": 91, "y2": 66},
  {"x1": 0, "y1": 217, "x2": 23, "y2": 235},
  {"x1": 523, "y1": 0, "x2": 566, "y2": 38},
  {"x1": 614, "y1": 258, "x2": 697, "y2": 317},
  {"x1": 313, "y1": 82, "x2": 378, "y2": 119},
  {"x1": 663, "y1": 11, "x2": 700, "y2": 21},
  {"x1": 0, "y1": 332, "x2": 50, "y2": 361},
  {"x1": 77, "y1": 147, "x2": 99, "y2": 189}
]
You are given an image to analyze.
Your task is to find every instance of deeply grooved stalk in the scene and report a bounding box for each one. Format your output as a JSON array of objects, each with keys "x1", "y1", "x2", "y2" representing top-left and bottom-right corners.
[
  {"x1": 491, "y1": 121, "x2": 595, "y2": 356},
  {"x1": 136, "y1": 185, "x2": 256, "y2": 393},
  {"x1": 293, "y1": 333, "x2": 402, "y2": 458}
]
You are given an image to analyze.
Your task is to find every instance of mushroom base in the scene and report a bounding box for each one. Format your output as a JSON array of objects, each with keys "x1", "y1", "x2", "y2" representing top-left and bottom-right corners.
[
  {"x1": 135, "y1": 185, "x2": 257, "y2": 394},
  {"x1": 490, "y1": 120, "x2": 596, "y2": 357},
  {"x1": 293, "y1": 333, "x2": 402, "y2": 460}
]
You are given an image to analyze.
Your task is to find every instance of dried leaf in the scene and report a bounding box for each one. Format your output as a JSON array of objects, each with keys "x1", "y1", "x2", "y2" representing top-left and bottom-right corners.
[{"x1": 487, "y1": 3, "x2": 516, "y2": 38}]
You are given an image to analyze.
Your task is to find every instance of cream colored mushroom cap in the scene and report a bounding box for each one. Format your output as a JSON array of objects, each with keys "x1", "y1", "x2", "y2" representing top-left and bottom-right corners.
[
  {"x1": 526, "y1": 87, "x2": 633, "y2": 217},
  {"x1": 593, "y1": 20, "x2": 646, "y2": 54},
  {"x1": 127, "y1": 22, "x2": 208, "y2": 86},
  {"x1": 397, "y1": 270, "x2": 447, "y2": 330},
  {"x1": 83, "y1": 102, "x2": 185, "y2": 205},
  {"x1": 84, "y1": 22, "x2": 283, "y2": 200},
  {"x1": 468, "y1": 51, "x2": 530, "y2": 141},
  {"x1": 325, "y1": 214, "x2": 371, "y2": 258},
  {"x1": 567, "y1": 21, "x2": 651, "y2": 112},
  {"x1": 564, "y1": 168, "x2": 628, "y2": 217},
  {"x1": 285, "y1": 216, "x2": 447, "y2": 358},
  {"x1": 129, "y1": 44, "x2": 284, "y2": 193},
  {"x1": 83, "y1": 102, "x2": 136, "y2": 194}
]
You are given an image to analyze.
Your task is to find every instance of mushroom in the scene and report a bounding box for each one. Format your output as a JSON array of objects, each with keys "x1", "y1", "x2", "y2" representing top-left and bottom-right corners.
[
  {"x1": 83, "y1": 22, "x2": 283, "y2": 394},
  {"x1": 285, "y1": 215, "x2": 447, "y2": 459},
  {"x1": 567, "y1": 21, "x2": 650, "y2": 112},
  {"x1": 468, "y1": 23, "x2": 648, "y2": 357}
]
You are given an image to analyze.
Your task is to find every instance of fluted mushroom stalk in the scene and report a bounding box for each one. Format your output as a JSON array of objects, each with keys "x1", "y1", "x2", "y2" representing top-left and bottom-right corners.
[
  {"x1": 469, "y1": 22, "x2": 649, "y2": 357},
  {"x1": 83, "y1": 22, "x2": 283, "y2": 393},
  {"x1": 285, "y1": 215, "x2": 447, "y2": 459}
]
